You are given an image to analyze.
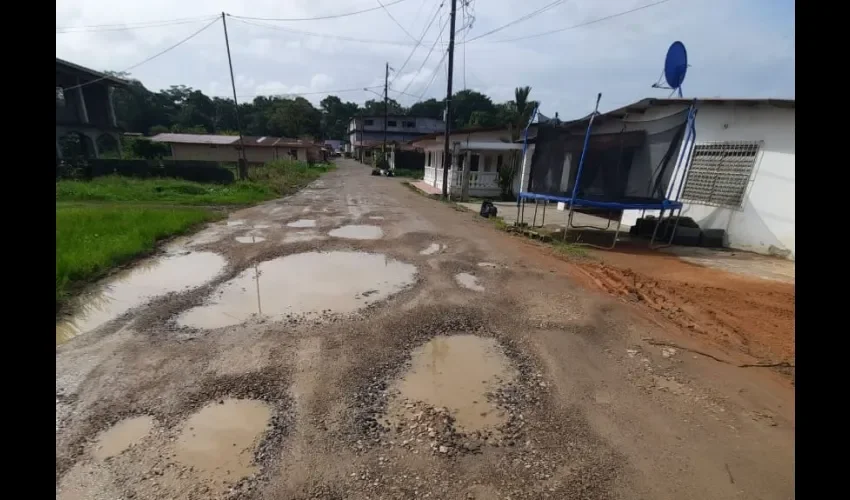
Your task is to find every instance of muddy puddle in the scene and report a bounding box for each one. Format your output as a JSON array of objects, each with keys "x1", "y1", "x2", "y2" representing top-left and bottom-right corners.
[
  {"x1": 478, "y1": 262, "x2": 499, "y2": 269},
  {"x1": 328, "y1": 224, "x2": 383, "y2": 240},
  {"x1": 369, "y1": 216, "x2": 385, "y2": 220},
  {"x1": 176, "y1": 251, "x2": 416, "y2": 329},
  {"x1": 227, "y1": 219, "x2": 246, "y2": 227},
  {"x1": 420, "y1": 243, "x2": 446, "y2": 255},
  {"x1": 92, "y1": 415, "x2": 155, "y2": 460},
  {"x1": 56, "y1": 252, "x2": 227, "y2": 343},
  {"x1": 283, "y1": 231, "x2": 324, "y2": 243},
  {"x1": 455, "y1": 272, "x2": 485, "y2": 292},
  {"x1": 253, "y1": 224, "x2": 272, "y2": 229},
  {"x1": 287, "y1": 219, "x2": 316, "y2": 228},
  {"x1": 175, "y1": 399, "x2": 271, "y2": 484},
  {"x1": 235, "y1": 235, "x2": 267, "y2": 244},
  {"x1": 387, "y1": 335, "x2": 518, "y2": 432}
]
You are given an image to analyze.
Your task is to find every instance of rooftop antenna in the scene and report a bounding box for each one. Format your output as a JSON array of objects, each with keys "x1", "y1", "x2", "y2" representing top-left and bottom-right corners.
[{"x1": 651, "y1": 41, "x2": 688, "y2": 97}]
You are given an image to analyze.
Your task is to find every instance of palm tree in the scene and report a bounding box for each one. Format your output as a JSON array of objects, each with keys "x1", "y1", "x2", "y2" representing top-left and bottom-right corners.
[{"x1": 497, "y1": 86, "x2": 538, "y2": 199}]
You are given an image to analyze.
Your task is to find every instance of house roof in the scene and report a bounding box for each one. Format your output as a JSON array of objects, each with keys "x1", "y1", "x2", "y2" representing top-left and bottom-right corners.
[
  {"x1": 150, "y1": 133, "x2": 317, "y2": 147},
  {"x1": 56, "y1": 57, "x2": 128, "y2": 87}
]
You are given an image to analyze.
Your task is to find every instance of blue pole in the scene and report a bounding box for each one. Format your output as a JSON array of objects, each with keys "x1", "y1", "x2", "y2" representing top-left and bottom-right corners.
[{"x1": 567, "y1": 93, "x2": 602, "y2": 213}]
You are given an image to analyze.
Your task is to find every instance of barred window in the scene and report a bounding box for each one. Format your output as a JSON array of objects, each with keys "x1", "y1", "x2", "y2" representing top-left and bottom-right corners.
[{"x1": 681, "y1": 141, "x2": 761, "y2": 209}]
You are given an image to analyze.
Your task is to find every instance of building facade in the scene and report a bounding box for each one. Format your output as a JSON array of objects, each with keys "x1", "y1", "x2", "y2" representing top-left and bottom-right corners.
[
  {"x1": 348, "y1": 116, "x2": 444, "y2": 160},
  {"x1": 56, "y1": 58, "x2": 126, "y2": 159},
  {"x1": 150, "y1": 134, "x2": 321, "y2": 164}
]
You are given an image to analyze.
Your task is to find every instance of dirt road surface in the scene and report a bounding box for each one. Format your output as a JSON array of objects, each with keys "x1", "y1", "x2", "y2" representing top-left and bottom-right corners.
[{"x1": 56, "y1": 159, "x2": 795, "y2": 500}]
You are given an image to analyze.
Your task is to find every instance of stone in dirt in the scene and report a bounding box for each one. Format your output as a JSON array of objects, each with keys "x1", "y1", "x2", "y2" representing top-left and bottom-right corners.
[{"x1": 176, "y1": 251, "x2": 416, "y2": 329}]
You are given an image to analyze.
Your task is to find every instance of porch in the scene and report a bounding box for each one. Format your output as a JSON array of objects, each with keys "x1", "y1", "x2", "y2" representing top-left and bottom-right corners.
[{"x1": 421, "y1": 141, "x2": 522, "y2": 198}]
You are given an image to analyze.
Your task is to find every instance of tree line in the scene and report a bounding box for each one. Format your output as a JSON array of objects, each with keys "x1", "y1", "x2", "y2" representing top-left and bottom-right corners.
[{"x1": 108, "y1": 72, "x2": 539, "y2": 142}]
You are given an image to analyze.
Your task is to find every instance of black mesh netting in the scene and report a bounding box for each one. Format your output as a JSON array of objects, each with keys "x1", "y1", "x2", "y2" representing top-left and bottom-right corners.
[{"x1": 526, "y1": 108, "x2": 689, "y2": 203}]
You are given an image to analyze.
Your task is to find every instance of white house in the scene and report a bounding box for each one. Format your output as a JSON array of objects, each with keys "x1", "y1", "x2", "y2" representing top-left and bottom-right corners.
[{"x1": 526, "y1": 97, "x2": 795, "y2": 259}]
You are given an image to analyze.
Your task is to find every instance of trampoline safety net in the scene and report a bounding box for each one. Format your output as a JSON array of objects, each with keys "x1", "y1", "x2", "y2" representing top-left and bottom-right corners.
[{"x1": 526, "y1": 108, "x2": 690, "y2": 204}]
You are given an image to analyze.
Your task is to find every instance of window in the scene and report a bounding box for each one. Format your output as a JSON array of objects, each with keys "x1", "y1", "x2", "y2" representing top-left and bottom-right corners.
[
  {"x1": 387, "y1": 120, "x2": 397, "y2": 127},
  {"x1": 496, "y1": 154, "x2": 503, "y2": 170},
  {"x1": 403, "y1": 121, "x2": 415, "y2": 128},
  {"x1": 470, "y1": 154, "x2": 480, "y2": 172},
  {"x1": 681, "y1": 141, "x2": 761, "y2": 209},
  {"x1": 364, "y1": 119, "x2": 374, "y2": 126},
  {"x1": 56, "y1": 87, "x2": 65, "y2": 106},
  {"x1": 482, "y1": 155, "x2": 492, "y2": 172}
]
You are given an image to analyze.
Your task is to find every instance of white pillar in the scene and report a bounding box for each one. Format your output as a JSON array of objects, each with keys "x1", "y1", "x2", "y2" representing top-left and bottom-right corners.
[
  {"x1": 75, "y1": 78, "x2": 89, "y2": 124},
  {"x1": 107, "y1": 86, "x2": 118, "y2": 127},
  {"x1": 461, "y1": 150, "x2": 472, "y2": 201}
]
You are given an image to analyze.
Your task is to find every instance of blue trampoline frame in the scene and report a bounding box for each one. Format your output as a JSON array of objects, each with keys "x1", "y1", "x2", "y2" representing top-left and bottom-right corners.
[{"x1": 516, "y1": 96, "x2": 698, "y2": 249}]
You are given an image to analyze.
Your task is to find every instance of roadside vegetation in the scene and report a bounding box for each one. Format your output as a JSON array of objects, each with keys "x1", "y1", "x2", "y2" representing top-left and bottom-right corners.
[{"x1": 56, "y1": 159, "x2": 335, "y2": 313}]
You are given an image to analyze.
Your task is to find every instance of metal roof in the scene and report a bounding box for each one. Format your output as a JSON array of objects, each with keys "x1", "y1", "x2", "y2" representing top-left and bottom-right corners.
[
  {"x1": 150, "y1": 133, "x2": 239, "y2": 145},
  {"x1": 56, "y1": 58, "x2": 129, "y2": 87}
]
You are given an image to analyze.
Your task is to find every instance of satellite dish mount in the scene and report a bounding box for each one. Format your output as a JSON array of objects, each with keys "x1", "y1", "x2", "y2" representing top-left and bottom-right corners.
[{"x1": 652, "y1": 41, "x2": 688, "y2": 97}]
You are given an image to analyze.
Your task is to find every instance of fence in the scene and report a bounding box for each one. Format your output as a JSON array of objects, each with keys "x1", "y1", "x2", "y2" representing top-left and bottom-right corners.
[{"x1": 423, "y1": 166, "x2": 500, "y2": 197}]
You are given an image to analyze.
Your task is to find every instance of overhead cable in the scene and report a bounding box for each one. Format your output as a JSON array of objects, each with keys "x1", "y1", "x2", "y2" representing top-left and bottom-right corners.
[{"x1": 229, "y1": 0, "x2": 411, "y2": 22}]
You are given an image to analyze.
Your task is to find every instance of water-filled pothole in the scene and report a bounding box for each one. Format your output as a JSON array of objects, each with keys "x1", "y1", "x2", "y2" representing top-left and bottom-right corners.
[
  {"x1": 253, "y1": 224, "x2": 272, "y2": 229},
  {"x1": 455, "y1": 272, "x2": 484, "y2": 292},
  {"x1": 287, "y1": 219, "x2": 316, "y2": 228},
  {"x1": 328, "y1": 225, "x2": 383, "y2": 240},
  {"x1": 227, "y1": 219, "x2": 246, "y2": 227},
  {"x1": 174, "y1": 399, "x2": 271, "y2": 485},
  {"x1": 56, "y1": 252, "x2": 227, "y2": 343},
  {"x1": 387, "y1": 335, "x2": 518, "y2": 433},
  {"x1": 282, "y1": 231, "x2": 324, "y2": 243},
  {"x1": 92, "y1": 415, "x2": 155, "y2": 460},
  {"x1": 235, "y1": 235, "x2": 267, "y2": 244},
  {"x1": 176, "y1": 251, "x2": 416, "y2": 329}
]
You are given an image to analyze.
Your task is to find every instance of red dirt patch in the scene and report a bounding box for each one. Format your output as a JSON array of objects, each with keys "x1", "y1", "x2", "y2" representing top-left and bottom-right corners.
[{"x1": 564, "y1": 245, "x2": 794, "y2": 365}]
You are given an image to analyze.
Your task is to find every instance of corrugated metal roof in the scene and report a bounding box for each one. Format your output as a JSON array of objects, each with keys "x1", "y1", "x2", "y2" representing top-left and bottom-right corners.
[
  {"x1": 150, "y1": 133, "x2": 239, "y2": 145},
  {"x1": 56, "y1": 57, "x2": 129, "y2": 87}
]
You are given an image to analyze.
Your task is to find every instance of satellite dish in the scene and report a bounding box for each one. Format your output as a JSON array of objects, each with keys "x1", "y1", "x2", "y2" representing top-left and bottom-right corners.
[{"x1": 664, "y1": 41, "x2": 688, "y2": 90}]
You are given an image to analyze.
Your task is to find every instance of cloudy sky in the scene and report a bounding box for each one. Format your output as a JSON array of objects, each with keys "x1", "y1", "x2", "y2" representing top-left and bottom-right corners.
[{"x1": 56, "y1": 0, "x2": 795, "y2": 120}]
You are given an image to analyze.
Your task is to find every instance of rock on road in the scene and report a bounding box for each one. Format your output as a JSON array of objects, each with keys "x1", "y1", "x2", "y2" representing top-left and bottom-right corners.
[{"x1": 56, "y1": 159, "x2": 794, "y2": 500}]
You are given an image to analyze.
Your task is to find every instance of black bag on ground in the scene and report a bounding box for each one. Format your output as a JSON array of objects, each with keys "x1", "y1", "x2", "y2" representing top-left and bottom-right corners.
[{"x1": 479, "y1": 201, "x2": 497, "y2": 218}]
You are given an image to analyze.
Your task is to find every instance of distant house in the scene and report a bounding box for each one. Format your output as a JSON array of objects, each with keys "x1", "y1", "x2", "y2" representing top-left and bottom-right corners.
[
  {"x1": 149, "y1": 134, "x2": 322, "y2": 164},
  {"x1": 56, "y1": 57, "x2": 128, "y2": 159},
  {"x1": 323, "y1": 139, "x2": 343, "y2": 153},
  {"x1": 348, "y1": 115, "x2": 445, "y2": 161}
]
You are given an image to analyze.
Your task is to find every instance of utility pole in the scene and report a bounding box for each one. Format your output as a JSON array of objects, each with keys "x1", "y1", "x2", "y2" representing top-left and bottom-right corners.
[
  {"x1": 441, "y1": 0, "x2": 458, "y2": 198},
  {"x1": 383, "y1": 62, "x2": 389, "y2": 155},
  {"x1": 221, "y1": 12, "x2": 248, "y2": 180}
]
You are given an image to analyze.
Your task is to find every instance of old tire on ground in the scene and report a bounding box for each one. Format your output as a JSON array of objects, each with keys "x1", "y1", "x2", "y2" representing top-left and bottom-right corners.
[
  {"x1": 700, "y1": 228, "x2": 728, "y2": 248},
  {"x1": 672, "y1": 226, "x2": 702, "y2": 246}
]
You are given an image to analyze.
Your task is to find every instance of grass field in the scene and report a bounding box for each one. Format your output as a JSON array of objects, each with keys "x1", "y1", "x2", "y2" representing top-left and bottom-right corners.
[{"x1": 55, "y1": 160, "x2": 336, "y2": 313}]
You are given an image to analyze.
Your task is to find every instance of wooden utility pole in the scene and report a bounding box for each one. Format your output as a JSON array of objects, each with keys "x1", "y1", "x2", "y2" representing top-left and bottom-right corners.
[
  {"x1": 221, "y1": 12, "x2": 248, "y2": 180},
  {"x1": 383, "y1": 62, "x2": 389, "y2": 155},
  {"x1": 441, "y1": 0, "x2": 458, "y2": 198}
]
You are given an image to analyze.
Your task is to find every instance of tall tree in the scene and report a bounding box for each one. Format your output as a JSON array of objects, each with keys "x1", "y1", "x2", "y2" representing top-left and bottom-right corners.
[
  {"x1": 361, "y1": 98, "x2": 405, "y2": 115},
  {"x1": 320, "y1": 95, "x2": 360, "y2": 140},
  {"x1": 408, "y1": 98, "x2": 444, "y2": 119}
]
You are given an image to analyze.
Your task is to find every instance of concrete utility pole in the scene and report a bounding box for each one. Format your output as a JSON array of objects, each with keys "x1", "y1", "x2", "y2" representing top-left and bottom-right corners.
[
  {"x1": 383, "y1": 62, "x2": 389, "y2": 155},
  {"x1": 222, "y1": 12, "x2": 248, "y2": 180},
  {"x1": 441, "y1": 0, "x2": 458, "y2": 198}
]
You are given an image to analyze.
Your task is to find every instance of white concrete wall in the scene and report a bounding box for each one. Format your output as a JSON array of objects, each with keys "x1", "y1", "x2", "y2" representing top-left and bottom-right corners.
[{"x1": 621, "y1": 102, "x2": 795, "y2": 259}]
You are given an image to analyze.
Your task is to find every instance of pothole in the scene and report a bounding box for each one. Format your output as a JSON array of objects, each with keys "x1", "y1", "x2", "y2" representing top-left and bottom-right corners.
[
  {"x1": 176, "y1": 251, "x2": 417, "y2": 329},
  {"x1": 282, "y1": 231, "x2": 324, "y2": 243},
  {"x1": 477, "y1": 262, "x2": 499, "y2": 269},
  {"x1": 91, "y1": 415, "x2": 155, "y2": 460},
  {"x1": 174, "y1": 398, "x2": 271, "y2": 486},
  {"x1": 253, "y1": 224, "x2": 272, "y2": 229},
  {"x1": 57, "y1": 252, "x2": 227, "y2": 343},
  {"x1": 235, "y1": 235, "x2": 267, "y2": 244},
  {"x1": 328, "y1": 225, "x2": 383, "y2": 240},
  {"x1": 369, "y1": 216, "x2": 385, "y2": 220},
  {"x1": 420, "y1": 243, "x2": 446, "y2": 255},
  {"x1": 226, "y1": 219, "x2": 246, "y2": 227},
  {"x1": 287, "y1": 219, "x2": 316, "y2": 228},
  {"x1": 455, "y1": 272, "x2": 485, "y2": 292}
]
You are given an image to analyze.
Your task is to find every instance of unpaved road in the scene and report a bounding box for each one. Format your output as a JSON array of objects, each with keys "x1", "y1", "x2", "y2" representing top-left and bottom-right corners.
[{"x1": 56, "y1": 159, "x2": 795, "y2": 500}]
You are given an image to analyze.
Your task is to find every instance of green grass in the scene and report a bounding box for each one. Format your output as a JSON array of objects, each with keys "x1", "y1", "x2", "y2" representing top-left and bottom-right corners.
[
  {"x1": 56, "y1": 177, "x2": 277, "y2": 205},
  {"x1": 56, "y1": 204, "x2": 220, "y2": 311},
  {"x1": 391, "y1": 168, "x2": 424, "y2": 179},
  {"x1": 247, "y1": 160, "x2": 335, "y2": 196}
]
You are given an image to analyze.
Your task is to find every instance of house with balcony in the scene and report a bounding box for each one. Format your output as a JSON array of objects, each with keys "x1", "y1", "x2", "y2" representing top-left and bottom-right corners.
[
  {"x1": 56, "y1": 58, "x2": 128, "y2": 159},
  {"x1": 347, "y1": 115, "x2": 444, "y2": 161}
]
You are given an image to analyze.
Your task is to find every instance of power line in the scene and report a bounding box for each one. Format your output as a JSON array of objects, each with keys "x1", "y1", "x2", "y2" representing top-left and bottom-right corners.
[
  {"x1": 396, "y1": 16, "x2": 450, "y2": 96},
  {"x1": 222, "y1": 86, "x2": 384, "y2": 99},
  {"x1": 62, "y1": 17, "x2": 221, "y2": 92},
  {"x1": 376, "y1": 0, "x2": 418, "y2": 42},
  {"x1": 232, "y1": 18, "x2": 416, "y2": 46},
  {"x1": 56, "y1": 16, "x2": 219, "y2": 34},
  {"x1": 463, "y1": 0, "x2": 565, "y2": 43},
  {"x1": 482, "y1": 0, "x2": 676, "y2": 43},
  {"x1": 415, "y1": 48, "x2": 449, "y2": 101},
  {"x1": 230, "y1": 0, "x2": 411, "y2": 22},
  {"x1": 56, "y1": 15, "x2": 215, "y2": 31},
  {"x1": 388, "y1": 1, "x2": 445, "y2": 87}
]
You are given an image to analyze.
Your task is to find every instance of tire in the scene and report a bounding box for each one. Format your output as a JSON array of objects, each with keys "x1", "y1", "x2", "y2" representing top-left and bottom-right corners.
[
  {"x1": 700, "y1": 228, "x2": 727, "y2": 248},
  {"x1": 672, "y1": 226, "x2": 701, "y2": 246}
]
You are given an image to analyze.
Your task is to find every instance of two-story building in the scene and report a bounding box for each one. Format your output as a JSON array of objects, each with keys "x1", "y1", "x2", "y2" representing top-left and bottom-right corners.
[
  {"x1": 347, "y1": 115, "x2": 444, "y2": 161},
  {"x1": 56, "y1": 58, "x2": 128, "y2": 160}
]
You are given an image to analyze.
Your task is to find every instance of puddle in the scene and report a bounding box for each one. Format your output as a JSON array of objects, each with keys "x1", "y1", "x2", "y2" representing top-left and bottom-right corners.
[
  {"x1": 369, "y1": 216, "x2": 385, "y2": 220},
  {"x1": 477, "y1": 262, "x2": 499, "y2": 269},
  {"x1": 253, "y1": 224, "x2": 272, "y2": 229},
  {"x1": 175, "y1": 399, "x2": 271, "y2": 484},
  {"x1": 328, "y1": 225, "x2": 383, "y2": 240},
  {"x1": 388, "y1": 335, "x2": 517, "y2": 432},
  {"x1": 235, "y1": 235, "x2": 267, "y2": 244},
  {"x1": 227, "y1": 219, "x2": 246, "y2": 227},
  {"x1": 455, "y1": 273, "x2": 485, "y2": 292},
  {"x1": 287, "y1": 219, "x2": 316, "y2": 228},
  {"x1": 283, "y1": 231, "x2": 324, "y2": 243},
  {"x1": 92, "y1": 415, "x2": 154, "y2": 460},
  {"x1": 176, "y1": 251, "x2": 416, "y2": 329},
  {"x1": 56, "y1": 252, "x2": 227, "y2": 343},
  {"x1": 420, "y1": 243, "x2": 446, "y2": 255}
]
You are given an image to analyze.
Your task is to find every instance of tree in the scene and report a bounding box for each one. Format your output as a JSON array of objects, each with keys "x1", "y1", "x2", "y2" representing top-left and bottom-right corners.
[
  {"x1": 265, "y1": 97, "x2": 322, "y2": 139},
  {"x1": 450, "y1": 90, "x2": 496, "y2": 129},
  {"x1": 497, "y1": 86, "x2": 539, "y2": 199},
  {"x1": 320, "y1": 95, "x2": 360, "y2": 140},
  {"x1": 361, "y1": 98, "x2": 405, "y2": 115},
  {"x1": 408, "y1": 98, "x2": 444, "y2": 119}
]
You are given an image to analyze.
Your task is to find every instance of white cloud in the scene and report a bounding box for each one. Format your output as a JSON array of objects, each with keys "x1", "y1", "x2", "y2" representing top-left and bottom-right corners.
[{"x1": 56, "y1": 0, "x2": 794, "y2": 116}]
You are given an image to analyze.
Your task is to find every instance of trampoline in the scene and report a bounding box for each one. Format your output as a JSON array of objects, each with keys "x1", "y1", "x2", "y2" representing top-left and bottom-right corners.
[{"x1": 516, "y1": 93, "x2": 698, "y2": 249}]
